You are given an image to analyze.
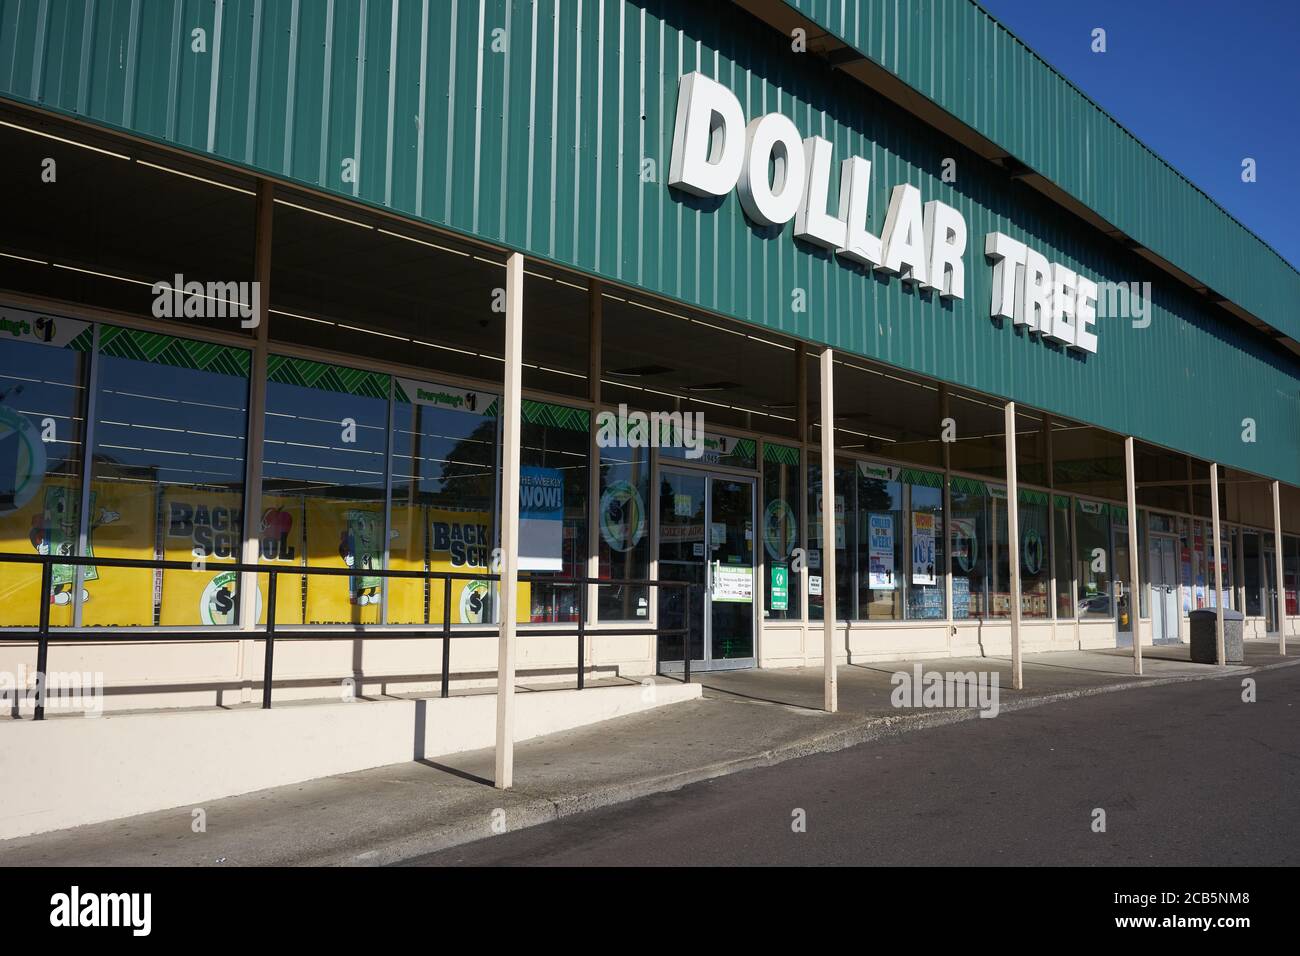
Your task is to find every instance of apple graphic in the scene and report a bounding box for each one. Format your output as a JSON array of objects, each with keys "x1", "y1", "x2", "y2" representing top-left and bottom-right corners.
[
  {"x1": 260, "y1": 506, "x2": 296, "y2": 561},
  {"x1": 261, "y1": 506, "x2": 292, "y2": 538}
]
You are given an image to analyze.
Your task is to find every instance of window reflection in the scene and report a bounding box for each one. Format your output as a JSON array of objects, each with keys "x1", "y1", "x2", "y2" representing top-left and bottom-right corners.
[
  {"x1": 0, "y1": 318, "x2": 90, "y2": 626},
  {"x1": 389, "y1": 380, "x2": 499, "y2": 625},
  {"x1": 261, "y1": 356, "x2": 388, "y2": 626},
  {"x1": 93, "y1": 327, "x2": 250, "y2": 627}
]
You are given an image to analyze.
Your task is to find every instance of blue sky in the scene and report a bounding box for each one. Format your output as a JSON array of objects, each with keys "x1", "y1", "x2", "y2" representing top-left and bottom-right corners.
[{"x1": 977, "y1": 0, "x2": 1300, "y2": 271}]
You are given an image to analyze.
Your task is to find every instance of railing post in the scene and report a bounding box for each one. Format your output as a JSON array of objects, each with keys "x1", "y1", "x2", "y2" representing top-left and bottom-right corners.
[
  {"x1": 440, "y1": 576, "x2": 452, "y2": 699},
  {"x1": 262, "y1": 570, "x2": 277, "y2": 709},
  {"x1": 34, "y1": 561, "x2": 51, "y2": 721},
  {"x1": 577, "y1": 580, "x2": 587, "y2": 690},
  {"x1": 653, "y1": 586, "x2": 661, "y2": 678},
  {"x1": 684, "y1": 583, "x2": 692, "y2": 687}
]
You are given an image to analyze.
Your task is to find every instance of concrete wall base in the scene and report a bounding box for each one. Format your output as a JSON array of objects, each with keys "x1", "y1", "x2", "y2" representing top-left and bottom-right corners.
[{"x1": 0, "y1": 681, "x2": 700, "y2": 841}]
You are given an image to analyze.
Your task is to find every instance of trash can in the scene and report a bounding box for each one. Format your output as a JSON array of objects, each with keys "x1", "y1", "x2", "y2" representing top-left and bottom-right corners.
[{"x1": 1189, "y1": 608, "x2": 1244, "y2": 664}]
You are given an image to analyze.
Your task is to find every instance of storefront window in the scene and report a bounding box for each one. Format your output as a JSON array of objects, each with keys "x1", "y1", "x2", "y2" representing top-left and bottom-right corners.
[
  {"x1": 1138, "y1": 509, "x2": 1149, "y2": 618},
  {"x1": 1266, "y1": 531, "x2": 1281, "y2": 624},
  {"x1": 988, "y1": 486, "x2": 1012, "y2": 618},
  {"x1": 1243, "y1": 529, "x2": 1262, "y2": 616},
  {"x1": 1075, "y1": 500, "x2": 1112, "y2": 619},
  {"x1": 1207, "y1": 528, "x2": 1234, "y2": 609},
  {"x1": 93, "y1": 327, "x2": 251, "y2": 627},
  {"x1": 949, "y1": 477, "x2": 989, "y2": 619},
  {"x1": 762, "y1": 443, "x2": 801, "y2": 620},
  {"x1": 1178, "y1": 516, "x2": 1193, "y2": 614},
  {"x1": 1192, "y1": 520, "x2": 1208, "y2": 610},
  {"x1": 1285, "y1": 535, "x2": 1299, "y2": 617},
  {"x1": 857, "y1": 463, "x2": 903, "y2": 620},
  {"x1": 1115, "y1": 508, "x2": 1149, "y2": 620},
  {"x1": 597, "y1": 439, "x2": 650, "y2": 622},
  {"x1": 1114, "y1": 510, "x2": 1132, "y2": 633},
  {"x1": 521, "y1": 400, "x2": 589, "y2": 623},
  {"x1": 1228, "y1": 529, "x2": 1238, "y2": 609},
  {"x1": 387, "y1": 379, "x2": 499, "y2": 626},
  {"x1": 262, "y1": 356, "x2": 389, "y2": 626},
  {"x1": 905, "y1": 473, "x2": 945, "y2": 620},
  {"x1": 808, "y1": 460, "x2": 853, "y2": 621},
  {"x1": 1018, "y1": 490, "x2": 1050, "y2": 619},
  {"x1": 844, "y1": 461, "x2": 947, "y2": 621},
  {"x1": 0, "y1": 312, "x2": 92, "y2": 627},
  {"x1": 1053, "y1": 496, "x2": 1073, "y2": 618}
]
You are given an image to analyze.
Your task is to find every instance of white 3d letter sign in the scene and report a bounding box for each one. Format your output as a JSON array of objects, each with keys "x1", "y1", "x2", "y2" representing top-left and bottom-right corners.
[
  {"x1": 985, "y1": 232, "x2": 1099, "y2": 354},
  {"x1": 668, "y1": 73, "x2": 746, "y2": 197},
  {"x1": 738, "y1": 113, "x2": 807, "y2": 226},
  {"x1": 668, "y1": 72, "x2": 1103, "y2": 354}
]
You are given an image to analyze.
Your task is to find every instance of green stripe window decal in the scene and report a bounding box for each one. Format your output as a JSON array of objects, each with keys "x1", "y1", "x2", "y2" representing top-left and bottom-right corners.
[
  {"x1": 67, "y1": 326, "x2": 94, "y2": 352},
  {"x1": 266, "y1": 355, "x2": 389, "y2": 399},
  {"x1": 98, "y1": 325, "x2": 250, "y2": 377},
  {"x1": 521, "y1": 400, "x2": 589, "y2": 432},
  {"x1": 900, "y1": 467, "x2": 944, "y2": 489},
  {"x1": 1055, "y1": 494, "x2": 1072, "y2": 510},
  {"x1": 950, "y1": 475, "x2": 988, "y2": 496},
  {"x1": 729, "y1": 438, "x2": 757, "y2": 464},
  {"x1": 764, "y1": 443, "x2": 800, "y2": 465},
  {"x1": 1019, "y1": 489, "x2": 1049, "y2": 506}
]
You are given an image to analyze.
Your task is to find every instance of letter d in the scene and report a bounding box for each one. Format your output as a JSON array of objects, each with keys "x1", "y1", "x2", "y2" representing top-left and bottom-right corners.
[{"x1": 668, "y1": 73, "x2": 746, "y2": 198}]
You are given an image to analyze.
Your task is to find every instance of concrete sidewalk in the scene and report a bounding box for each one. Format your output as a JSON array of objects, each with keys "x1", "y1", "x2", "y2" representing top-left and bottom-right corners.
[{"x1": 1, "y1": 642, "x2": 1293, "y2": 867}]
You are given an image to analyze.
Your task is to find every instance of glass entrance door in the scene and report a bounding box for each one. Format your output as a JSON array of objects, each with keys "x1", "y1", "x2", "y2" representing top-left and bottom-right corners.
[
  {"x1": 708, "y1": 477, "x2": 756, "y2": 664},
  {"x1": 1115, "y1": 527, "x2": 1133, "y2": 648},
  {"x1": 657, "y1": 469, "x2": 756, "y2": 670},
  {"x1": 657, "y1": 470, "x2": 706, "y2": 668},
  {"x1": 1150, "y1": 534, "x2": 1180, "y2": 644},
  {"x1": 1264, "y1": 545, "x2": 1278, "y2": 633}
]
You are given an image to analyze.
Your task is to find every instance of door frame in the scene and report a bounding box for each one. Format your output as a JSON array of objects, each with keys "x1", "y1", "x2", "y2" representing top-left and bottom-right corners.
[
  {"x1": 1263, "y1": 543, "x2": 1278, "y2": 633},
  {"x1": 656, "y1": 464, "x2": 758, "y2": 671},
  {"x1": 1149, "y1": 531, "x2": 1181, "y2": 644}
]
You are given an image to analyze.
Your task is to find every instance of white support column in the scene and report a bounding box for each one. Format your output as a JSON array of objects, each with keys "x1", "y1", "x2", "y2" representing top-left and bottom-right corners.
[
  {"x1": 1210, "y1": 462, "x2": 1226, "y2": 665},
  {"x1": 1004, "y1": 403, "x2": 1023, "y2": 690},
  {"x1": 1273, "y1": 480, "x2": 1286, "y2": 655},
  {"x1": 495, "y1": 253, "x2": 525, "y2": 789},
  {"x1": 1124, "y1": 437, "x2": 1143, "y2": 676},
  {"x1": 819, "y1": 348, "x2": 838, "y2": 713}
]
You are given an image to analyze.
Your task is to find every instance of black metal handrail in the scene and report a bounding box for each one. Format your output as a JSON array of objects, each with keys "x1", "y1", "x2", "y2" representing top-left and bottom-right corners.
[{"x1": 0, "y1": 552, "x2": 696, "y2": 719}]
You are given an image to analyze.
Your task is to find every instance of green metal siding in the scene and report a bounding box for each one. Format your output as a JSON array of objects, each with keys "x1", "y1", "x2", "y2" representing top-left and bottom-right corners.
[
  {"x1": 787, "y1": 0, "x2": 1300, "y2": 343},
  {"x1": 0, "y1": 0, "x2": 1298, "y2": 486}
]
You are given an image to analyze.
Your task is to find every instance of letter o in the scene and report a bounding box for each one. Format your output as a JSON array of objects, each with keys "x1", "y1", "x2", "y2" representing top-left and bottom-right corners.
[{"x1": 737, "y1": 113, "x2": 807, "y2": 227}]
